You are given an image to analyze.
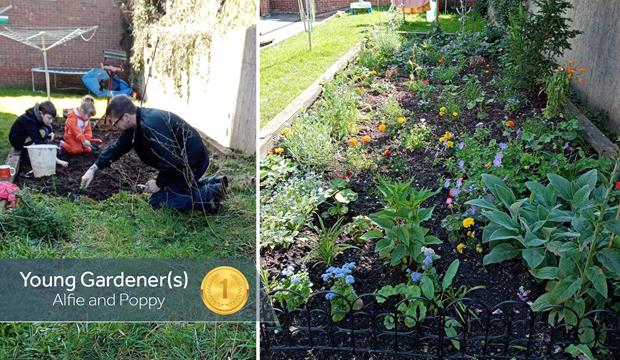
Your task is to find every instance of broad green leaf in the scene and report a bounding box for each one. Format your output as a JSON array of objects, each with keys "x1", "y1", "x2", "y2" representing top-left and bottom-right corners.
[
  {"x1": 597, "y1": 248, "x2": 620, "y2": 276},
  {"x1": 530, "y1": 267, "x2": 559, "y2": 280},
  {"x1": 424, "y1": 235, "x2": 442, "y2": 245},
  {"x1": 586, "y1": 266, "x2": 607, "y2": 298},
  {"x1": 418, "y1": 207, "x2": 434, "y2": 222},
  {"x1": 483, "y1": 211, "x2": 519, "y2": 230},
  {"x1": 524, "y1": 232, "x2": 545, "y2": 247},
  {"x1": 543, "y1": 184, "x2": 557, "y2": 207},
  {"x1": 547, "y1": 173, "x2": 572, "y2": 201},
  {"x1": 574, "y1": 169, "x2": 598, "y2": 191},
  {"x1": 421, "y1": 276, "x2": 434, "y2": 299},
  {"x1": 565, "y1": 344, "x2": 595, "y2": 360},
  {"x1": 531, "y1": 293, "x2": 553, "y2": 312},
  {"x1": 483, "y1": 243, "x2": 520, "y2": 265},
  {"x1": 361, "y1": 229, "x2": 383, "y2": 241},
  {"x1": 562, "y1": 305, "x2": 578, "y2": 326},
  {"x1": 525, "y1": 181, "x2": 546, "y2": 204},
  {"x1": 549, "y1": 277, "x2": 580, "y2": 303},
  {"x1": 494, "y1": 184, "x2": 516, "y2": 211},
  {"x1": 444, "y1": 318, "x2": 461, "y2": 350},
  {"x1": 465, "y1": 198, "x2": 499, "y2": 211},
  {"x1": 482, "y1": 223, "x2": 501, "y2": 243},
  {"x1": 390, "y1": 245, "x2": 406, "y2": 266},
  {"x1": 522, "y1": 248, "x2": 545, "y2": 269},
  {"x1": 442, "y1": 259, "x2": 460, "y2": 290},
  {"x1": 482, "y1": 174, "x2": 506, "y2": 204},
  {"x1": 489, "y1": 227, "x2": 522, "y2": 242},
  {"x1": 578, "y1": 318, "x2": 595, "y2": 346},
  {"x1": 559, "y1": 256, "x2": 578, "y2": 278},
  {"x1": 571, "y1": 184, "x2": 592, "y2": 209},
  {"x1": 508, "y1": 198, "x2": 528, "y2": 220},
  {"x1": 604, "y1": 219, "x2": 620, "y2": 235},
  {"x1": 368, "y1": 212, "x2": 395, "y2": 229},
  {"x1": 334, "y1": 189, "x2": 358, "y2": 203},
  {"x1": 375, "y1": 238, "x2": 393, "y2": 256}
]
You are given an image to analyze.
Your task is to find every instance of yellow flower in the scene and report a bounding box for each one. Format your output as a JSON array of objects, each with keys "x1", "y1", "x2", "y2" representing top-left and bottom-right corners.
[
  {"x1": 452, "y1": 112, "x2": 458, "y2": 117},
  {"x1": 361, "y1": 135, "x2": 372, "y2": 143},
  {"x1": 475, "y1": 244, "x2": 483, "y2": 253},
  {"x1": 369, "y1": 70, "x2": 377, "y2": 76},
  {"x1": 347, "y1": 138, "x2": 359, "y2": 147},
  {"x1": 446, "y1": 141, "x2": 454, "y2": 148},
  {"x1": 440, "y1": 106, "x2": 447, "y2": 112},
  {"x1": 397, "y1": 116, "x2": 406, "y2": 124},
  {"x1": 274, "y1": 147, "x2": 284, "y2": 154},
  {"x1": 443, "y1": 132, "x2": 453, "y2": 140},
  {"x1": 281, "y1": 128, "x2": 291, "y2": 137},
  {"x1": 378, "y1": 123, "x2": 387, "y2": 132},
  {"x1": 439, "y1": 136, "x2": 445, "y2": 143},
  {"x1": 456, "y1": 243, "x2": 465, "y2": 254},
  {"x1": 439, "y1": 112, "x2": 446, "y2": 117},
  {"x1": 462, "y1": 217, "x2": 475, "y2": 228}
]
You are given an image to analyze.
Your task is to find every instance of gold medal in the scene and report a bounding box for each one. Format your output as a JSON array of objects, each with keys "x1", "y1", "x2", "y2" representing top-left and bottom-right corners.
[{"x1": 200, "y1": 266, "x2": 249, "y2": 315}]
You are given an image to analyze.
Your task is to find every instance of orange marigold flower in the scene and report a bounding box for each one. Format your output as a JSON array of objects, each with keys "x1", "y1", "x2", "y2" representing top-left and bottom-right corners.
[
  {"x1": 567, "y1": 73, "x2": 574, "y2": 80},
  {"x1": 361, "y1": 135, "x2": 372, "y2": 143},
  {"x1": 347, "y1": 138, "x2": 359, "y2": 147},
  {"x1": 566, "y1": 66, "x2": 576, "y2": 74},
  {"x1": 438, "y1": 56, "x2": 445, "y2": 64},
  {"x1": 274, "y1": 147, "x2": 284, "y2": 154},
  {"x1": 578, "y1": 66, "x2": 587, "y2": 73},
  {"x1": 378, "y1": 123, "x2": 387, "y2": 132},
  {"x1": 383, "y1": 149, "x2": 391, "y2": 157},
  {"x1": 506, "y1": 120, "x2": 516, "y2": 128},
  {"x1": 484, "y1": 162, "x2": 492, "y2": 168}
]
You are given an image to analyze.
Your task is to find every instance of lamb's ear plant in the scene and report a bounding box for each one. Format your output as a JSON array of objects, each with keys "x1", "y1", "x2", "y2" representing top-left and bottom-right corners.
[
  {"x1": 363, "y1": 179, "x2": 441, "y2": 268},
  {"x1": 466, "y1": 159, "x2": 620, "y2": 337}
]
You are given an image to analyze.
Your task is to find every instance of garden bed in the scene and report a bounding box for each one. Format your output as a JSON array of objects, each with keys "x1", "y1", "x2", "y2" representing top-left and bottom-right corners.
[
  {"x1": 16, "y1": 124, "x2": 156, "y2": 201},
  {"x1": 260, "y1": 24, "x2": 619, "y2": 358}
]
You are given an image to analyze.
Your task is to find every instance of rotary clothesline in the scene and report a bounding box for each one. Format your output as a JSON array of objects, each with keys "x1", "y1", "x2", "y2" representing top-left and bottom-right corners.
[{"x1": 0, "y1": 26, "x2": 98, "y2": 100}]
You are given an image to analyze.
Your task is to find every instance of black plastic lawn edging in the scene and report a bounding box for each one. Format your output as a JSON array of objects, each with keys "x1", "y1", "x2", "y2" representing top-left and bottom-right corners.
[{"x1": 260, "y1": 290, "x2": 620, "y2": 359}]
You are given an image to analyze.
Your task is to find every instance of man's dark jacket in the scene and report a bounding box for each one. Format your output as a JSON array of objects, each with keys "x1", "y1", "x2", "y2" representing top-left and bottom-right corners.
[
  {"x1": 95, "y1": 108, "x2": 208, "y2": 189},
  {"x1": 9, "y1": 107, "x2": 53, "y2": 150}
]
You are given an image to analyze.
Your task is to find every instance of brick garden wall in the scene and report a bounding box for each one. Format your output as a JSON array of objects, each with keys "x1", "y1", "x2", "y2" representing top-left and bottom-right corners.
[{"x1": 0, "y1": 0, "x2": 127, "y2": 89}]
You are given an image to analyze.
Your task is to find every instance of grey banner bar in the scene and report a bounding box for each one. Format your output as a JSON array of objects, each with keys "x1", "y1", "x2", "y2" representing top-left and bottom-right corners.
[{"x1": 0, "y1": 259, "x2": 258, "y2": 321}]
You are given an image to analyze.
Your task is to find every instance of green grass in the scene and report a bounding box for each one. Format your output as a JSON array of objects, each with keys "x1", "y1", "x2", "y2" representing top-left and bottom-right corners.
[
  {"x1": 0, "y1": 88, "x2": 109, "y2": 160},
  {"x1": 0, "y1": 323, "x2": 255, "y2": 359},
  {"x1": 0, "y1": 89, "x2": 256, "y2": 359},
  {"x1": 260, "y1": 10, "x2": 483, "y2": 127}
]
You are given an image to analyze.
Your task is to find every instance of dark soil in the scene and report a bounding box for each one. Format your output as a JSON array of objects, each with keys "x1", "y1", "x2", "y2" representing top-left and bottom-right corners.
[{"x1": 16, "y1": 123, "x2": 157, "y2": 200}]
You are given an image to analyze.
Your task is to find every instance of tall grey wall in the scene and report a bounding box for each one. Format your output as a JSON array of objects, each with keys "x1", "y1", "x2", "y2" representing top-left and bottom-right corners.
[{"x1": 530, "y1": 0, "x2": 620, "y2": 135}]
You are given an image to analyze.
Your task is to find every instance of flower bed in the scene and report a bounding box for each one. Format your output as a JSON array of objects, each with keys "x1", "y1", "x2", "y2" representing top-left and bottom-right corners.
[{"x1": 261, "y1": 17, "x2": 619, "y2": 357}]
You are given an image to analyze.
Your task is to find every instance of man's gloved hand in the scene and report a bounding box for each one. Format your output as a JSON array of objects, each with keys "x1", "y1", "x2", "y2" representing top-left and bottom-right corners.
[
  {"x1": 91, "y1": 138, "x2": 103, "y2": 145},
  {"x1": 81, "y1": 164, "x2": 98, "y2": 189},
  {"x1": 48, "y1": 132, "x2": 55, "y2": 141},
  {"x1": 82, "y1": 140, "x2": 92, "y2": 148},
  {"x1": 144, "y1": 179, "x2": 160, "y2": 194}
]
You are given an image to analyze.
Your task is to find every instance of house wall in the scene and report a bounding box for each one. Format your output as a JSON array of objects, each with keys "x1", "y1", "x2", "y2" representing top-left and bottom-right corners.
[
  {"x1": 0, "y1": 0, "x2": 127, "y2": 89},
  {"x1": 266, "y1": 0, "x2": 476, "y2": 15}
]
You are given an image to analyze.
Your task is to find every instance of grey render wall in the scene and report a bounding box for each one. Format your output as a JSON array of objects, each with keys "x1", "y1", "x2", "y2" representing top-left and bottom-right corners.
[{"x1": 529, "y1": 0, "x2": 620, "y2": 135}]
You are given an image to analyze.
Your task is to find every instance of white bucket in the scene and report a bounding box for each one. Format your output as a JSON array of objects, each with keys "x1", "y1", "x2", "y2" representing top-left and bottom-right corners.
[{"x1": 25, "y1": 144, "x2": 57, "y2": 178}]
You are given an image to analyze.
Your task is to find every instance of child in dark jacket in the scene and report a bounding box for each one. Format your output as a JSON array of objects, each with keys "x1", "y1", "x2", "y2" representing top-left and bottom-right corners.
[{"x1": 8, "y1": 101, "x2": 68, "y2": 167}]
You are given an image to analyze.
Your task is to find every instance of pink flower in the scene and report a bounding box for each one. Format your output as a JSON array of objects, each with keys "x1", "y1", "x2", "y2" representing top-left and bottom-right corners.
[{"x1": 445, "y1": 197, "x2": 453, "y2": 205}]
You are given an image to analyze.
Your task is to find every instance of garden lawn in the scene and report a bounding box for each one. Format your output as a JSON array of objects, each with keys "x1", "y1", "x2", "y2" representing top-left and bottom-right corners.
[
  {"x1": 0, "y1": 88, "x2": 108, "y2": 160},
  {"x1": 260, "y1": 11, "x2": 483, "y2": 127}
]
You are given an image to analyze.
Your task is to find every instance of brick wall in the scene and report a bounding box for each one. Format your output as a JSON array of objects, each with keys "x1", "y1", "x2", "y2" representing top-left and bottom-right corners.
[
  {"x1": 269, "y1": 0, "x2": 476, "y2": 14},
  {"x1": 0, "y1": 0, "x2": 126, "y2": 89},
  {"x1": 260, "y1": 0, "x2": 271, "y2": 16}
]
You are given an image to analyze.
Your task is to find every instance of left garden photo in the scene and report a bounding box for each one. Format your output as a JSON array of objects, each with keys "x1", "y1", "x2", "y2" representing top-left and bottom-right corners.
[{"x1": 0, "y1": 0, "x2": 256, "y2": 358}]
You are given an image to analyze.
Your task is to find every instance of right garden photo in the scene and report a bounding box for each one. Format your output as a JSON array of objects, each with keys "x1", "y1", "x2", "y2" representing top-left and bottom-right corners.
[{"x1": 259, "y1": 0, "x2": 620, "y2": 358}]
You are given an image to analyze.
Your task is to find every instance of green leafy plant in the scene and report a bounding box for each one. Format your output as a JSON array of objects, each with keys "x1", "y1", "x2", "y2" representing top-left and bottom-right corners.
[
  {"x1": 342, "y1": 215, "x2": 378, "y2": 245},
  {"x1": 433, "y1": 66, "x2": 460, "y2": 83},
  {"x1": 282, "y1": 113, "x2": 337, "y2": 169},
  {"x1": 0, "y1": 193, "x2": 71, "y2": 242},
  {"x1": 543, "y1": 66, "x2": 571, "y2": 119},
  {"x1": 322, "y1": 262, "x2": 362, "y2": 322},
  {"x1": 357, "y1": 26, "x2": 402, "y2": 71},
  {"x1": 260, "y1": 172, "x2": 327, "y2": 249},
  {"x1": 401, "y1": 123, "x2": 432, "y2": 151},
  {"x1": 466, "y1": 163, "x2": 620, "y2": 334},
  {"x1": 272, "y1": 266, "x2": 314, "y2": 311},
  {"x1": 304, "y1": 216, "x2": 355, "y2": 267},
  {"x1": 317, "y1": 80, "x2": 360, "y2": 140},
  {"x1": 363, "y1": 179, "x2": 441, "y2": 268},
  {"x1": 321, "y1": 178, "x2": 358, "y2": 218},
  {"x1": 259, "y1": 154, "x2": 297, "y2": 193}
]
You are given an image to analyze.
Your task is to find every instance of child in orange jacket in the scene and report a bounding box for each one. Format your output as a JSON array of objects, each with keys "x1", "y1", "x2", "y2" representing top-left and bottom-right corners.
[{"x1": 60, "y1": 95, "x2": 102, "y2": 154}]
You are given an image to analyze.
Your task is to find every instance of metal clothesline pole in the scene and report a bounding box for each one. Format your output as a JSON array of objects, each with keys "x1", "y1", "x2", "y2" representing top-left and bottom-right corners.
[{"x1": 41, "y1": 35, "x2": 51, "y2": 100}]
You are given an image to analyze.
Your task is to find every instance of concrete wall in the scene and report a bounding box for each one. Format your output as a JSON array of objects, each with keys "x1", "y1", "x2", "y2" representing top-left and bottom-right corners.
[
  {"x1": 553, "y1": 1, "x2": 619, "y2": 135},
  {"x1": 143, "y1": 27, "x2": 256, "y2": 153},
  {"x1": 0, "y1": 0, "x2": 126, "y2": 88}
]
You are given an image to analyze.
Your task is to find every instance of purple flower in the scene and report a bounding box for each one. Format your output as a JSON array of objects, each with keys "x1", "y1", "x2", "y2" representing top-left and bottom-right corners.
[
  {"x1": 449, "y1": 187, "x2": 460, "y2": 198},
  {"x1": 411, "y1": 272, "x2": 422, "y2": 283},
  {"x1": 456, "y1": 178, "x2": 463, "y2": 189},
  {"x1": 515, "y1": 128, "x2": 522, "y2": 140},
  {"x1": 444, "y1": 178, "x2": 451, "y2": 189},
  {"x1": 517, "y1": 286, "x2": 530, "y2": 302},
  {"x1": 458, "y1": 160, "x2": 465, "y2": 170},
  {"x1": 458, "y1": 142, "x2": 464, "y2": 150},
  {"x1": 291, "y1": 275, "x2": 301, "y2": 285},
  {"x1": 498, "y1": 143, "x2": 508, "y2": 150},
  {"x1": 493, "y1": 152, "x2": 503, "y2": 167},
  {"x1": 345, "y1": 275, "x2": 355, "y2": 284},
  {"x1": 423, "y1": 255, "x2": 433, "y2": 267},
  {"x1": 492, "y1": 309, "x2": 503, "y2": 315},
  {"x1": 563, "y1": 142, "x2": 569, "y2": 150},
  {"x1": 325, "y1": 292, "x2": 335, "y2": 300}
]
